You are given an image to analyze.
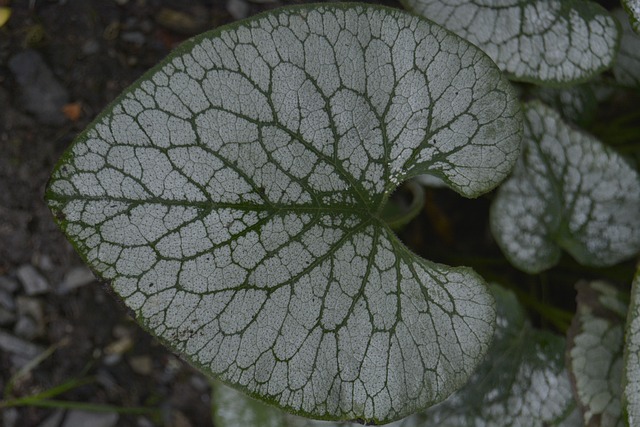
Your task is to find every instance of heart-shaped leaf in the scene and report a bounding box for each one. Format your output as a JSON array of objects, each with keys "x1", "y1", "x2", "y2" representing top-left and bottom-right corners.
[
  {"x1": 400, "y1": 0, "x2": 620, "y2": 85},
  {"x1": 45, "y1": 4, "x2": 523, "y2": 423},
  {"x1": 490, "y1": 101, "x2": 640, "y2": 274},
  {"x1": 567, "y1": 281, "x2": 627, "y2": 427},
  {"x1": 211, "y1": 285, "x2": 577, "y2": 427},
  {"x1": 623, "y1": 269, "x2": 640, "y2": 426}
]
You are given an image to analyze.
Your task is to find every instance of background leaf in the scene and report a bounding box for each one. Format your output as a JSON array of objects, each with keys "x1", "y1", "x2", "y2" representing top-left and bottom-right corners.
[
  {"x1": 567, "y1": 281, "x2": 627, "y2": 427},
  {"x1": 490, "y1": 101, "x2": 640, "y2": 273},
  {"x1": 613, "y1": 8, "x2": 640, "y2": 88},
  {"x1": 399, "y1": 0, "x2": 619, "y2": 85}
]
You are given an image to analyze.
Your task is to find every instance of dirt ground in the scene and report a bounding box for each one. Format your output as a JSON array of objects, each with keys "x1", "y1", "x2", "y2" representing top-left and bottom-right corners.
[{"x1": 0, "y1": 1, "x2": 408, "y2": 426}]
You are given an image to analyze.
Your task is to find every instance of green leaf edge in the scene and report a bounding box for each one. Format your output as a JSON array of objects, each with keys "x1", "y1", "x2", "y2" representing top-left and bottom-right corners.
[{"x1": 490, "y1": 100, "x2": 640, "y2": 274}]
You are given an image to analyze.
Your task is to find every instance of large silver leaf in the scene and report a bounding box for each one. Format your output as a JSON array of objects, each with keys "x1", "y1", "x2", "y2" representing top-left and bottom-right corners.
[{"x1": 45, "y1": 4, "x2": 523, "y2": 423}]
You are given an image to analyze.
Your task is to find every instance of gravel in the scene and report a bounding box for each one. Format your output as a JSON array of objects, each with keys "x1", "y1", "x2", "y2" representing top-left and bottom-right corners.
[
  {"x1": 8, "y1": 50, "x2": 69, "y2": 126},
  {"x1": 16, "y1": 265, "x2": 50, "y2": 296}
]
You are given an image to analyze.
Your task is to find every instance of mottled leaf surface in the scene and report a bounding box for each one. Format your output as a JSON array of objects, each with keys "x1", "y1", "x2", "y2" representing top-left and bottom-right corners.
[
  {"x1": 623, "y1": 269, "x2": 640, "y2": 427},
  {"x1": 613, "y1": 8, "x2": 640, "y2": 87},
  {"x1": 567, "y1": 281, "x2": 627, "y2": 427},
  {"x1": 212, "y1": 285, "x2": 576, "y2": 427},
  {"x1": 491, "y1": 101, "x2": 640, "y2": 274},
  {"x1": 401, "y1": 0, "x2": 619, "y2": 84},
  {"x1": 623, "y1": 0, "x2": 640, "y2": 33},
  {"x1": 45, "y1": 4, "x2": 523, "y2": 423}
]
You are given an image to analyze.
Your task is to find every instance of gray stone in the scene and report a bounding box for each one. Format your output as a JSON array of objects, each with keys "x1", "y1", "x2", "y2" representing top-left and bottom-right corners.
[
  {"x1": 227, "y1": 0, "x2": 249, "y2": 19},
  {"x1": 8, "y1": 50, "x2": 69, "y2": 126},
  {"x1": 14, "y1": 316, "x2": 39, "y2": 340},
  {"x1": 0, "y1": 329, "x2": 44, "y2": 358},
  {"x1": 14, "y1": 297, "x2": 45, "y2": 339},
  {"x1": 136, "y1": 417, "x2": 155, "y2": 427},
  {"x1": 2, "y1": 408, "x2": 19, "y2": 427},
  {"x1": 82, "y1": 39, "x2": 100, "y2": 55},
  {"x1": 62, "y1": 410, "x2": 119, "y2": 427},
  {"x1": 121, "y1": 31, "x2": 145, "y2": 45},
  {"x1": 37, "y1": 410, "x2": 65, "y2": 427},
  {"x1": 58, "y1": 266, "x2": 95, "y2": 294},
  {"x1": 16, "y1": 264, "x2": 50, "y2": 295}
]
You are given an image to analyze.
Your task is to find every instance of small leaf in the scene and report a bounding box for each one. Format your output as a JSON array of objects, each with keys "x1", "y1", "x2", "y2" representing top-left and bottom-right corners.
[
  {"x1": 212, "y1": 285, "x2": 577, "y2": 427},
  {"x1": 623, "y1": 0, "x2": 640, "y2": 34},
  {"x1": 613, "y1": 8, "x2": 640, "y2": 88},
  {"x1": 490, "y1": 101, "x2": 640, "y2": 274},
  {"x1": 400, "y1": 0, "x2": 620, "y2": 85},
  {"x1": 567, "y1": 281, "x2": 627, "y2": 427},
  {"x1": 45, "y1": 4, "x2": 523, "y2": 423},
  {"x1": 623, "y1": 268, "x2": 640, "y2": 426}
]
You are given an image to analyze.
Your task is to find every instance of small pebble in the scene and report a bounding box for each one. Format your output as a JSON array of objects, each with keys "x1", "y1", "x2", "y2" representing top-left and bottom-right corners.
[
  {"x1": 0, "y1": 288, "x2": 15, "y2": 310},
  {"x1": 189, "y1": 375, "x2": 209, "y2": 392},
  {"x1": 62, "y1": 410, "x2": 118, "y2": 427},
  {"x1": 16, "y1": 264, "x2": 50, "y2": 295},
  {"x1": 14, "y1": 316, "x2": 40, "y2": 340},
  {"x1": 58, "y1": 266, "x2": 95, "y2": 294},
  {"x1": 227, "y1": 0, "x2": 249, "y2": 20},
  {"x1": 129, "y1": 355, "x2": 153, "y2": 375},
  {"x1": 103, "y1": 353, "x2": 123, "y2": 366},
  {"x1": 136, "y1": 417, "x2": 155, "y2": 427},
  {"x1": 8, "y1": 50, "x2": 69, "y2": 126},
  {"x1": 0, "y1": 329, "x2": 45, "y2": 359},
  {"x1": 81, "y1": 39, "x2": 100, "y2": 55},
  {"x1": 37, "y1": 410, "x2": 65, "y2": 427},
  {"x1": 121, "y1": 31, "x2": 145, "y2": 45},
  {"x1": 2, "y1": 408, "x2": 19, "y2": 427},
  {"x1": 14, "y1": 296, "x2": 45, "y2": 339}
]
